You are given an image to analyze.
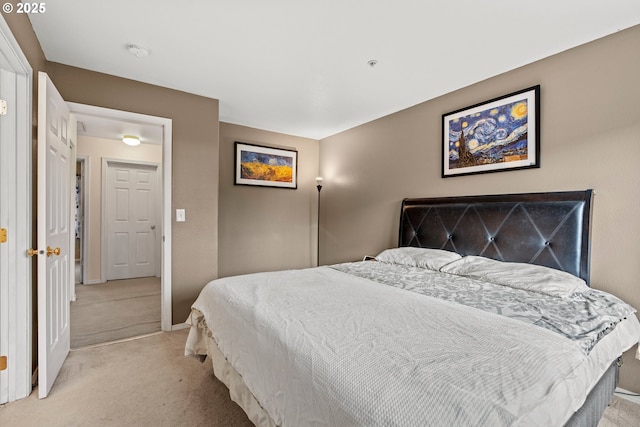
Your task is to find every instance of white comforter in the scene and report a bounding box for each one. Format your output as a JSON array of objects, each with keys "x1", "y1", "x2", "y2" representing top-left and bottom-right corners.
[{"x1": 186, "y1": 266, "x2": 640, "y2": 426}]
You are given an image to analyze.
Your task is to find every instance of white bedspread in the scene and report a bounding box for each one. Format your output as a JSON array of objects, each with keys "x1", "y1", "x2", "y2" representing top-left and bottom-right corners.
[{"x1": 186, "y1": 266, "x2": 640, "y2": 427}]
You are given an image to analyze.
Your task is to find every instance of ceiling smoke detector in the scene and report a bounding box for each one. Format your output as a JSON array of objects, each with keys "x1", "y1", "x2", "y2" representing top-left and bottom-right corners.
[{"x1": 127, "y1": 43, "x2": 149, "y2": 58}]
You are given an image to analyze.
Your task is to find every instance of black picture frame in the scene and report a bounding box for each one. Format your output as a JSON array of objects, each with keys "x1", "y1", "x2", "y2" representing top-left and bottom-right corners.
[
  {"x1": 234, "y1": 141, "x2": 298, "y2": 189},
  {"x1": 442, "y1": 85, "x2": 540, "y2": 178}
]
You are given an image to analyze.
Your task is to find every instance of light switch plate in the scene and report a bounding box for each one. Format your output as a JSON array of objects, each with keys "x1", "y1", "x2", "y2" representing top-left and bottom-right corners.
[{"x1": 176, "y1": 209, "x2": 186, "y2": 222}]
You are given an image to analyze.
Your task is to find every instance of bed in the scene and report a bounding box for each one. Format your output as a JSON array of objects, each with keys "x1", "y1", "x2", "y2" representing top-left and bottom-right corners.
[{"x1": 185, "y1": 190, "x2": 640, "y2": 426}]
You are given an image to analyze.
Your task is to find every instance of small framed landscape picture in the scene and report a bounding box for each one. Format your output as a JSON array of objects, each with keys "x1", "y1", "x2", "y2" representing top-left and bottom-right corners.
[
  {"x1": 442, "y1": 85, "x2": 540, "y2": 178},
  {"x1": 234, "y1": 141, "x2": 298, "y2": 189}
]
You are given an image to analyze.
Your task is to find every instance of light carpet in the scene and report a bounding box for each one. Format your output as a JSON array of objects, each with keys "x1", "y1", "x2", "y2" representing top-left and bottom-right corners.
[
  {"x1": 0, "y1": 330, "x2": 638, "y2": 426},
  {"x1": 71, "y1": 277, "x2": 161, "y2": 348},
  {"x1": 0, "y1": 330, "x2": 252, "y2": 426}
]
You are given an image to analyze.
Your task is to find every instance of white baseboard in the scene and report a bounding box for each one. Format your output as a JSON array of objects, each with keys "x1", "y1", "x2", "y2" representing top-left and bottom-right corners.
[
  {"x1": 171, "y1": 323, "x2": 189, "y2": 331},
  {"x1": 80, "y1": 279, "x2": 104, "y2": 285},
  {"x1": 615, "y1": 387, "x2": 640, "y2": 405},
  {"x1": 71, "y1": 331, "x2": 164, "y2": 350}
]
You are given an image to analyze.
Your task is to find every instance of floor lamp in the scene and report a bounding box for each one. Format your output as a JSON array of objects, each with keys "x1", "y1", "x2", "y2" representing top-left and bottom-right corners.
[{"x1": 316, "y1": 177, "x2": 323, "y2": 266}]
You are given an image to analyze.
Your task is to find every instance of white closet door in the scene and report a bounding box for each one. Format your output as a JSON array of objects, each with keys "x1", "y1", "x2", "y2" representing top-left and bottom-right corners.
[{"x1": 105, "y1": 161, "x2": 158, "y2": 280}]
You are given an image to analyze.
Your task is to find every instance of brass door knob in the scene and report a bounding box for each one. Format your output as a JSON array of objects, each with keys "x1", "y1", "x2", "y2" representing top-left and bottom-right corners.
[
  {"x1": 46, "y1": 246, "x2": 61, "y2": 257},
  {"x1": 27, "y1": 248, "x2": 40, "y2": 257}
]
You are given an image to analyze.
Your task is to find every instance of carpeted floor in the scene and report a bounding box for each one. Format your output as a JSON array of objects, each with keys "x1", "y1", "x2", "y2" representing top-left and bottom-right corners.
[
  {"x1": 71, "y1": 277, "x2": 161, "y2": 348},
  {"x1": 0, "y1": 330, "x2": 638, "y2": 426},
  {"x1": 600, "y1": 394, "x2": 640, "y2": 427},
  {"x1": 0, "y1": 330, "x2": 252, "y2": 426}
]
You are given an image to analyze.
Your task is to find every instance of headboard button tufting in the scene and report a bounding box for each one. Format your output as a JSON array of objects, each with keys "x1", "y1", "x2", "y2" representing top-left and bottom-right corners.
[{"x1": 398, "y1": 190, "x2": 592, "y2": 283}]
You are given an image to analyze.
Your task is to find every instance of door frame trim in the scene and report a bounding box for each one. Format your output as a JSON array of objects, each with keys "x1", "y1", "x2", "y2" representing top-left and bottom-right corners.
[
  {"x1": 101, "y1": 158, "x2": 160, "y2": 282},
  {"x1": 0, "y1": 14, "x2": 33, "y2": 404},
  {"x1": 75, "y1": 155, "x2": 90, "y2": 285},
  {"x1": 67, "y1": 102, "x2": 173, "y2": 331}
]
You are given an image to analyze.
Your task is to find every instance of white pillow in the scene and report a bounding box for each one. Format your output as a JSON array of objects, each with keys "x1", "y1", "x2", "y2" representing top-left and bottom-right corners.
[
  {"x1": 440, "y1": 255, "x2": 589, "y2": 297},
  {"x1": 375, "y1": 247, "x2": 462, "y2": 270}
]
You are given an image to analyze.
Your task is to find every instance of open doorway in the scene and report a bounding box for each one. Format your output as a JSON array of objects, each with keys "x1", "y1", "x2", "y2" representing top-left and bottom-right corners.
[{"x1": 68, "y1": 103, "x2": 172, "y2": 348}]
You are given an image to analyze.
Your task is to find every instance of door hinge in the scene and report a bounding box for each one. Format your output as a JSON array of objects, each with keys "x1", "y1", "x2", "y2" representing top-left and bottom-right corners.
[
  {"x1": 0, "y1": 356, "x2": 7, "y2": 371},
  {"x1": 0, "y1": 228, "x2": 7, "y2": 243}
]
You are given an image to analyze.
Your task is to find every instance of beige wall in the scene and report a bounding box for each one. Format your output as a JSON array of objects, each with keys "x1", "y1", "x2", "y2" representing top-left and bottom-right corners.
[
  {"x1": 218, "y1": 123, "x2": 320, "y2": 277},
  {"x1": 77, "y1": 136, "x2": 163, "y2": 283},
  {"x1": 320, "y1": 25, "x2": 640, "y2": 392}
]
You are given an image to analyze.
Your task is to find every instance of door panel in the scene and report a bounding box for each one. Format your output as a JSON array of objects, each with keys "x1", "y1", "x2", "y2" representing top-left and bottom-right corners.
[
  {"x1": 37, "y1": 72, "x2": 72, "y2": 399},
  {"x1": 106, "y1": 162, "x2": 158, "y2": 280}
]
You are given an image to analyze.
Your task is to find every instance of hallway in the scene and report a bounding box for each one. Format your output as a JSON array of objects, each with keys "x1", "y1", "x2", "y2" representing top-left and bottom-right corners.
[{"x1": 70, "y1": 277, "x2": 161, "y2": 348}]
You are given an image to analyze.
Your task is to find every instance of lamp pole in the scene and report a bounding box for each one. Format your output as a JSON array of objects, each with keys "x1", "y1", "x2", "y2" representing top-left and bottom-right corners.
[{"x1": 316, "y1": 177, "x2": 323, "y2": 266}]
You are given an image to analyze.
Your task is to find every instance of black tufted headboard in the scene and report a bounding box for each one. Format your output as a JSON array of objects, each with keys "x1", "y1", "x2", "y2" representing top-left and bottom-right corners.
[{"x1": 399, "y1": 190, "x2": 593, "y2": 283}]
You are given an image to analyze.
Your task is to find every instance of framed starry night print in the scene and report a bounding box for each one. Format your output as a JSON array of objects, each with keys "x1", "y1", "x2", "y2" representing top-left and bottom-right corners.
[{"x1": 442, "y1": 85, "x2": 540, "y2": 178}]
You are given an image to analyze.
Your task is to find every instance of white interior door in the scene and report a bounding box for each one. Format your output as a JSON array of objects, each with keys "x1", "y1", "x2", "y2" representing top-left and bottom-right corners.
[
  {"x1": 105, "y1": 161, "x2": 158, "y2": 280},
  {"x1": 37, "y1": 72, "x2": 73, "y2": 399}
]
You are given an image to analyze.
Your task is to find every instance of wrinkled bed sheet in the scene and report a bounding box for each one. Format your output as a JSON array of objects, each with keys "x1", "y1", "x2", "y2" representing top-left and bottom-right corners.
[
  {"x1": 331, "y1": 261, "x2": 637, "y2": 354},
  {"x1": 186, "y1": 264, "x2": 640, "y2": 427}
]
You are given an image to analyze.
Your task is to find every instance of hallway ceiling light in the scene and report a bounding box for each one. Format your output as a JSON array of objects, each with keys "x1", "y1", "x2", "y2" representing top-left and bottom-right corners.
[{"x1": 122, "y1": 135, "x2": 140, "y2": 146}]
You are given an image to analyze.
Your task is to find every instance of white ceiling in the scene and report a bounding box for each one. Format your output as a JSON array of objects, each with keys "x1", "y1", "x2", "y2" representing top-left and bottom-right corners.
[
  {"x1": 75, "y1": 112, "x2": 163, "y2": 145},
  {"x1": 29, "y1": 1, "x2": 640, "y2": 140}
]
